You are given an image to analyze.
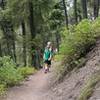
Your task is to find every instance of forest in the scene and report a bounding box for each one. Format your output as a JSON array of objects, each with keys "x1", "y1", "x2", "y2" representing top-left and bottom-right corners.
[
  {"x1": 0, "y1": 0, "x2": 99, "y2": 67},
  {"x1": 0, "y1": 0, "x2": 100, "y2": 100}
]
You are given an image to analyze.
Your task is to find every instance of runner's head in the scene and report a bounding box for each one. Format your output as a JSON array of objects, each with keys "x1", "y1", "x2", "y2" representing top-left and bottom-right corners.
[
  {"x1": 47, "y1": 41, "x2": 51, "y2": 45},
  {"x1": 47, "y1": 41, "x2": 52, "y2": 48}
]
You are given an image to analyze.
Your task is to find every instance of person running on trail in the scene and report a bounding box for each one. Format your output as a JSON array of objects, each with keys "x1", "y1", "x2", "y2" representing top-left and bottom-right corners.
[{"x1": 43, "y1": 42, "x2": 53, "y2": 73}]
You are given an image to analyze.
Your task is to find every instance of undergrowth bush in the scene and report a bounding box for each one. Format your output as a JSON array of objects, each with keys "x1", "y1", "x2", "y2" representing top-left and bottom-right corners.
[
  {"x1": 18, "y1": 67, "x2": 37, "y2": 78},
  {"x1": 0, "y1": 56, "x2": 23, "y2": 86},
  {"x1": 54, "y1": 54, "x2": 64, "y2": 61},
  {"x1": 92, "y1": 17, "x2": 100, "y2": 38},
  {"x1": 0, "y1": 56, "x2": 36, "y2": 95},
  {"x1": 55, "y1": 18, "x2": 100, "y2": 80},
  {"x1": 0, "y1": 84, "x2": 6, "y2": 96}
]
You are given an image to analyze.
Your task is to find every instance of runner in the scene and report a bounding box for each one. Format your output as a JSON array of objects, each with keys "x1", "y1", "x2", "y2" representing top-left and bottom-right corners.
[{"x1": 43, "y1": 42, "x2": 53, "y2": 73}]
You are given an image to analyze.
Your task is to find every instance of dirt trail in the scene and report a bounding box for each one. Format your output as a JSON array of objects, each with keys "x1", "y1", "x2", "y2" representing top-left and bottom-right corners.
[
  {"x1": 1, "y1": 39, "x2": 100, "y2": 100},
  {"x1": 0, "y1": 69, "x2": 54, "y2": 100}
]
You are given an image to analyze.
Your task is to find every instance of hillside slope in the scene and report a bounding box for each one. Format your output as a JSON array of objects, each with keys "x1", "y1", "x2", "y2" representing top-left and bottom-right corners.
[{"x1": 45, "y1": 39, "x2": 100, "y2": 100}]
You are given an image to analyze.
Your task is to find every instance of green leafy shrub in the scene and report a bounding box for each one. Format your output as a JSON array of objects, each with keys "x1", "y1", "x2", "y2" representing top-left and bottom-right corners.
[
  {"x1": 92, "y1": 17, "x2": 100, "y2": 38},
  {"x1": 0, "y1": 56, "x2": 23, "y2": 86},
  {"x1": 0, "y1": 56, "x2": 37, "y2": 95},
  {"x1": 0, "y1": 84, "x2": 6, "y2": 96},
  {"x1": 18, "y1": 67, "x2": 37, "y2": 78},
  {"x1": 54, "y1": 54, "x2": 64, "y2": 61},
  {"x1": 55, "y1": 19, "x2": 100, "y2": 80}
]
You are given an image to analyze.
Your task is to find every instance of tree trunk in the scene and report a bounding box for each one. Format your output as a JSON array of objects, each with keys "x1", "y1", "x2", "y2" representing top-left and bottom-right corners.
[
  {"x1": 1, "y1": 0, "x2": 5, "y2": 9},
  {"x1": 81, "y1": 0, "x2": 88, "y2": 19},
  {"x1": 12, "y1": 40, "x2": 16, "y2": 62},
  {"x1": 11, "y1": 27, "x2": 16, "y2": 63},
  {"x1": 0, "y1": 44, "x2": 2, "y2": 57},
  {"x1": 94, "y1": 0, "x2": 100, "y2": 19},
  {"x1": 78, "y1": 9, "x2": 82, "y2": 22},
  {"x1": 29, "y1": 2, "x2": 36, "y2": 67},
  {"x1": 74, "y1": 0, "x2": 78, "y2": 24},
  {"x1": 1, "y1": 24, "x2": 11, "y2": 56},
  {"x1": 62, "y1": 0, "x2": 69, "y2": 29},
  {"x1": 1, "y1": 20, "x2": 16, "y2": 61},
  {"x1": 21, "y1": 21, "x2": 27, "y2": 66},
  {"x1": 9, "y1": 25, "x2": 16, "y2": 62},
  {"x1": 0, "y1": 2, "x2": 16, "y2": 60}
]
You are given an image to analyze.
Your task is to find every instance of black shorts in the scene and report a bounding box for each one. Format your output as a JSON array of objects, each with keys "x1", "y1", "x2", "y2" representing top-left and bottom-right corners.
[{"x1": 44, "y1": 60, "x2": 51, "y2": 65}]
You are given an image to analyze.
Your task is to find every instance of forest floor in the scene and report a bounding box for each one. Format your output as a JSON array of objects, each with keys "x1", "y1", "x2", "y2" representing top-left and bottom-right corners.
[{"x1": 0, "y1": 39, "x2": 100, "y2": 100}]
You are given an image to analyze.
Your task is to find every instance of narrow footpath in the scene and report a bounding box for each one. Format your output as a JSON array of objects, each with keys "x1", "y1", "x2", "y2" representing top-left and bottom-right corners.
[{"x1": 0, "y1": 69, "x2": 54, "y2": 100}]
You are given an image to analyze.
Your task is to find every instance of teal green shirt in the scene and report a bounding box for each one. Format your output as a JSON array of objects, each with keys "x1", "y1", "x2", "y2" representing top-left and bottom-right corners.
[{"x1": 43, "y1": 48, "x2": 51, "y2": 60}]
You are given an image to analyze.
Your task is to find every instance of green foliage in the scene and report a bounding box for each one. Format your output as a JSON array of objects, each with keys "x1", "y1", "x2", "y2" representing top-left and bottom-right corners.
[
  {"x1": 0, "y1": 56, "x2": 37, "y2": 95},
  {"x1": 49, "y1": 7, "x2": 64, "y2": 29},
  {"x1": 0, "y1": 56, "x2": 23, "y2": 86},
  {"x1": 18, "y1": 67, "x2": 37, "y2": 78},
  {"x1": 75, "y1": 19, "x2": 93, "y2": 40},
  {"x1": 0, "y1": 84, "x2": 6, "y2": 96},
  {"x1": 0, "y1": 0, "x2": 58, "y2": 67},
  {"x1": 55, "y1": 18, "x2": 100, "y2": 80},
  {"x1": 54, "y1": 54, "x2": 64, "y2": 61},
  {"x1": 92, "y1": 17, "x2": 100, "y2": 38},
  {"x1": 6, "y1": 0, "x2": 29, "y2": 24}
]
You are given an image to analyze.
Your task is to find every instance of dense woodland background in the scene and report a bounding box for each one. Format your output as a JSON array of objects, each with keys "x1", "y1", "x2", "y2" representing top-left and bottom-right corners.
[
  {"x1": 0, "y1": 0, "x2": 99, "y2": 68},
  {"x1": 0, "y1": 0, "x2": 100, "y2": 97}
]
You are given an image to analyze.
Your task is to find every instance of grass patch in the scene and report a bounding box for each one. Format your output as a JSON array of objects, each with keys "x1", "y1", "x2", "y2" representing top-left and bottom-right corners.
[
  {"x1": 54, "y1": 54, "x2": 64, "y2": 61},
  {"x1": 78, "y1": 71, "x2": 100, "y2": 100},
  {"x1": 0, "y1": 84, "x2": 6, "y2": 96},
  {"x1": 18, "y1": 67, "x2": 37, "y2": 78}
]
